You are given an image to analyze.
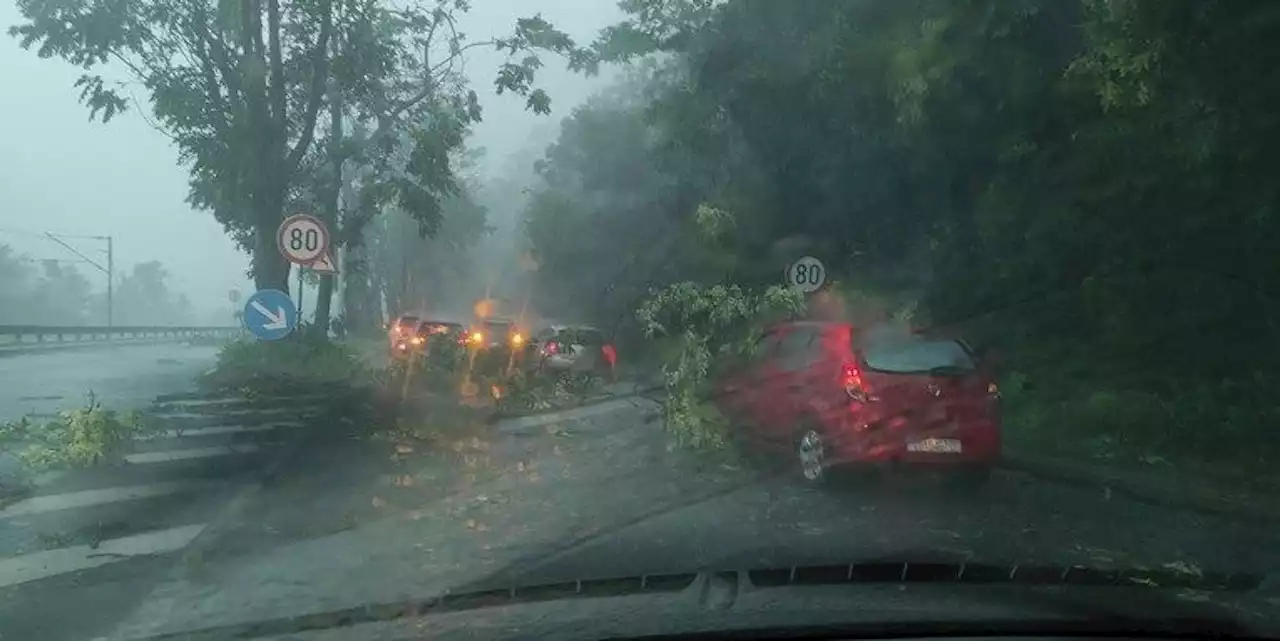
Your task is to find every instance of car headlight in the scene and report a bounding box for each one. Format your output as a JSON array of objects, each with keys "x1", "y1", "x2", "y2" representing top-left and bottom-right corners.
[
  {"x1": 411, "y1": 337, "x2": 424, "y2": 345},
  {"x1": 510, "y1": 333, "x2": 524, "y2": 347},
  {"x1": 468, "y1": 331, "x2": 484, "y2": 344}
]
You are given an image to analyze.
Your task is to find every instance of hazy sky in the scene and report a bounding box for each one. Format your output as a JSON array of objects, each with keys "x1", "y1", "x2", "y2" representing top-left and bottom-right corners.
[{"x1": 0, "y1": 1, "x2": 621, "y2": 322}]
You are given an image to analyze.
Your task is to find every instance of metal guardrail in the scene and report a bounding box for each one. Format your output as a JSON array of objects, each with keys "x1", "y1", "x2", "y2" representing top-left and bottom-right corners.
[{"x1": 0, "y1": 325, "x2": 243, "y2": 348}]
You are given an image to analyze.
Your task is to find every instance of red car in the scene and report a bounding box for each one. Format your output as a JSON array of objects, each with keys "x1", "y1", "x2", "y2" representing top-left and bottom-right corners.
[{"x1": 713, "y1": 321, "x2": 1001, "y2": 487}]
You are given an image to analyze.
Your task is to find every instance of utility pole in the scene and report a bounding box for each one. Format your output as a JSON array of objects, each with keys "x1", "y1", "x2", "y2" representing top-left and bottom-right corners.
[
  {"x1": 43, "y1": 232, "x2": 113, "y2": 327},
  {"x1": 106, "y1": 236, "x2": 113, "y2": 327}
]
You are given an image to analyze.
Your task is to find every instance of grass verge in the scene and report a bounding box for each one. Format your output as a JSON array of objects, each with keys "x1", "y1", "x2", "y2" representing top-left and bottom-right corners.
[{"x1": 994, "y1": 341, "x2": 1280, "y2": 517}]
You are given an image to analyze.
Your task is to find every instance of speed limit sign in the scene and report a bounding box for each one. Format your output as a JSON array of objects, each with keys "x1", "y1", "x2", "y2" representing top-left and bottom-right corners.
[
  {"x1": 276, "y1": 214, "x2": 330, "y2": 266},
  {"x1": 786, "y1": 256, "x2": 826, "y2": 293}
]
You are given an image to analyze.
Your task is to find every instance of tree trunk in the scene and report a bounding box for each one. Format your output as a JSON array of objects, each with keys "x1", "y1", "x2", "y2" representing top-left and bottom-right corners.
[
  {"x1": 312, "y1": 38, "x2": 345, "y2": 338},
  {"x1": 341, "y1": 247, "x2": 370, "y2": 333},
  {"x1": 252, "y1": 196, "x2": 289, "y2": 292}
]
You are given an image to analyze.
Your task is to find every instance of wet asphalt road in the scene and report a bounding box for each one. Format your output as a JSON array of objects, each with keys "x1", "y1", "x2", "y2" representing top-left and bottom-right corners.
[
  {"x1": 99, "y1": 395, "x2": 1280, "y2": 640},
  {"x1": 0, "y1": 343, "x2": 221, "y2": 424},
  {"x1": 0, "y1": 343, "x2": 1273, "y2": 639}
]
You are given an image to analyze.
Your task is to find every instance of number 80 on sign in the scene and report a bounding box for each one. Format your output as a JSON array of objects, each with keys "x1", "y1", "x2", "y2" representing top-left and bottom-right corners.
[
  {"x1": 786, "y1": 256, "x2": 826, "y2": 293},
  {"x1": 276, "y1": 214, "x2": 330, "y2": 266}
]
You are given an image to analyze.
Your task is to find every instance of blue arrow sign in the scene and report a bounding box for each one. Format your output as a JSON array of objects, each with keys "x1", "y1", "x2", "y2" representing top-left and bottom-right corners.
[{"x1": 242, "y1": 289, "x2": 298, "y2": 341}]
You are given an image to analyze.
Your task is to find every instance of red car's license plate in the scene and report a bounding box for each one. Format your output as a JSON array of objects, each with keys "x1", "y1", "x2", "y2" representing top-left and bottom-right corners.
[{"x1": 906, "y1": 438, "x2": 962, "y2": 453}]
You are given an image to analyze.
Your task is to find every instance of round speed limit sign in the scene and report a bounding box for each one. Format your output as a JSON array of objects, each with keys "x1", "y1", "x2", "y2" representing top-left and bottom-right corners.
[
  {"x1": 277, "y1": 214, "x2": 330, "y2": 266},
  {"x1": 786, "y1": 256, "x2": 827, "y2": 293}
]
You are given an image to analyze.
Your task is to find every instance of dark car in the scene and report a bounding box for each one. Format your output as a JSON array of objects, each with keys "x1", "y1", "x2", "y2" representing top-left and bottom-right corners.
[
  {"x1": 713, "y1": 321, "x2": 1001, "y2": 487},
  {"x1": 391, "y1": 319, "x2": 465, "y2": 360},
  {"x1": 465, "y1": 318, "x2": 525, "y2": 349},
  {"x1": 464, "y1": 317, "x2": 532, "y2": 376}
]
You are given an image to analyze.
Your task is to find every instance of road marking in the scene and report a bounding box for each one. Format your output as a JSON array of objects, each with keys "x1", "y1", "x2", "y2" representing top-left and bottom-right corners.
[
  {"x1": 154, "y1": 407, "x2": 298, "y2": 420},
  {"x1": 0, "y1": 480, "x2": 227, "y2": 518},
  {"x1": 0, "y1": 524, "x2": 206, "y2": 588},
  {"x1": 124, "y1": 444, "x2": 261, "y2": 464},
  {"x1": 156, "y1": 394, "x2": 326, "y2": 410},
  {"x1": 498, "y1": 397, "x2": 660, "y2": 433},
  {"x1": 149, "y1": 421, "x2": 302, "y2": 439}
]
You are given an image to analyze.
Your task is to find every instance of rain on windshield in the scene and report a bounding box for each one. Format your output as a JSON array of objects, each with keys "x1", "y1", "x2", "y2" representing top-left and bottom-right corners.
[{"x1": 1, "y1": 1, "x2": 1278, "y2": 640}]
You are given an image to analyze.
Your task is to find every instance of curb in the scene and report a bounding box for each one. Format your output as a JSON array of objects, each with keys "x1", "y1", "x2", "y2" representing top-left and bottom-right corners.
[
  {"x1": 0, "y1": 338, "x2": 220, "y2": 358},
  {"x1": 1000, "y1": 452, "x2": 1280, "y2": 525}
]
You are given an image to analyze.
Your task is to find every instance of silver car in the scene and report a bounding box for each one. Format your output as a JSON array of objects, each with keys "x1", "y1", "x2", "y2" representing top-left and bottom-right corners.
[{"x1": 532, "y1": 324, "x2": 612, "y2": 376}]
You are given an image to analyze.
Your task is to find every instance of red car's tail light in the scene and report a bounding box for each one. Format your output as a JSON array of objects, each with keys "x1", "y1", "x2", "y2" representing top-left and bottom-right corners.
[
  {"x1": 841, "y1": 363, "x2": 862, "y2": 389},
  {"x1": 842, "y1": 361, "x2": 882, "y2": 404},
  {"x1": 842, "y1": 362, "x2": 874, "y2": 402}
]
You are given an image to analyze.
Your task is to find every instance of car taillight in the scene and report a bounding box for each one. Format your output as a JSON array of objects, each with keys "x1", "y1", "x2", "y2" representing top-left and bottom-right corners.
[
  {"x1": 542, "y1": 340, "x2": 560, "y2": 356},
  {"x1": 842, "y1": 363, "x2": 874, "y2": 402}
]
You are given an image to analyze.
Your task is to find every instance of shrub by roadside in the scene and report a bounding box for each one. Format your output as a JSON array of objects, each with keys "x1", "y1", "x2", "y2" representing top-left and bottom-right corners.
[
  {"x1": 201, "y1": 335, "x2": 370, "y2": 398},
  {"x1": 997, "y1": 354, "x2": 1280, "y2": 495}
]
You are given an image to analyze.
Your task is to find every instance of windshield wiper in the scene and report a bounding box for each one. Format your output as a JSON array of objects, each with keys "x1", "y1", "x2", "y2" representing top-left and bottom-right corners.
[{"x1": 124, "y1": 562, "x2": 1271, "y2": 640}]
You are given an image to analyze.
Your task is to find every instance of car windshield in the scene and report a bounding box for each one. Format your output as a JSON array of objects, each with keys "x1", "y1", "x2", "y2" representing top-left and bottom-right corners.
[
  {"x1": 5, "y1": 2, "x2": 1280, "y2": 640},
  {"x1": 483, "y1": 320, "x2": 514, "y2": 335},
  {"x1": 557, "y1": 327, "x2": 603, "y2": 345},
  {"x1": 421, "y1": 321, "x2": 460, "y2": 333}
]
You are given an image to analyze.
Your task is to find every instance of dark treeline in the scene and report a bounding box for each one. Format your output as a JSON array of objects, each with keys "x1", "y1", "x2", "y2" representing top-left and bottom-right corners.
[{"x1": 521, "y1": 0, "x2": 1280, "y2": 469}]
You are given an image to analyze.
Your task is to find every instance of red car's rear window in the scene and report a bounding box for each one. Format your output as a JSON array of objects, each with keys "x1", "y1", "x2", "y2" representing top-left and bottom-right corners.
[{"x1": 860, "y1": 338, "x2": 976, "y2": 374}]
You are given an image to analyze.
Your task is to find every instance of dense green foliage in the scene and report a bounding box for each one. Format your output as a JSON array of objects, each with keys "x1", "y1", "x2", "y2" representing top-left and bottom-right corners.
[
  {"x1": 637, "y1": 282, "x2": 805, "y2": 448},
  {"x1": 521, "y1": 1, "x2": 1280, "y2": 473},
  {"x1": 0, "y1": 396, "x2": 152, "y2": 471},
  {"x1": 202, "y1": 335, "x2": 368, "y2": 395}
]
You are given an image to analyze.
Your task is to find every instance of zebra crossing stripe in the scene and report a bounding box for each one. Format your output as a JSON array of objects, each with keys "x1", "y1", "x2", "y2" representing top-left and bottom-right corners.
[{"x1": 0, "y1": 524, "x2": 206, "y2": 588}]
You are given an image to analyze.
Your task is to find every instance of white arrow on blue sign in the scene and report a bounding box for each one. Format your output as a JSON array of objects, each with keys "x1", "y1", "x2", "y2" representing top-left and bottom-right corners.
[{"x1": 242, "y1": 289, "x2": 298, "y2": 341}]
